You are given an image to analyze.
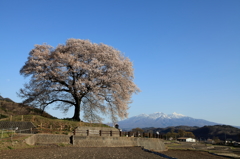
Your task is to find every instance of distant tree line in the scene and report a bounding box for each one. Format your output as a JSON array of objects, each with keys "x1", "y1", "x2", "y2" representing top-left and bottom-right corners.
[
  {"x1": 133, "y1": 125, "x2": 240, "y2": 141},
  {"x1": 131, "y1": 127, "x2": 195, "y2": 139}
]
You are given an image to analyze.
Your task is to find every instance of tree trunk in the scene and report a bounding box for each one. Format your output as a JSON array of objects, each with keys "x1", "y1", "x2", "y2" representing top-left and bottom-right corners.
[
  {"x1": 72, "y1": 105, "x2": 80, "y2": 121},
  {"x1": 40, "y1": 106, "x2": 46, "y2": 116},
  {"x1": 72, "y1": 99, "x2": 81, "y2": 121}
]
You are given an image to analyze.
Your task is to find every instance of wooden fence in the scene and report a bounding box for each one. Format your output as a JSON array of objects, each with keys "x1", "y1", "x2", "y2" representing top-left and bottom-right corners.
[
  {"x1": 120, "y1": 131, "x2": 163, "y2": 138},
  {"x1": 73, "y1": 129, "x2": 163, "y2": 138}
]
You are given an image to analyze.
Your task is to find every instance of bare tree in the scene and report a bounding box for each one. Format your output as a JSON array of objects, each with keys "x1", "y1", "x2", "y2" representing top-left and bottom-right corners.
[{"x1": 18, "y1": 39, "x2": 140, "y2": 122}]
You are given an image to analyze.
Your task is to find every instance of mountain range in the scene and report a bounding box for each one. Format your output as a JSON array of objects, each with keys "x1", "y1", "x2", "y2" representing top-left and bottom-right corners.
[{"x1": 117, "y1": 112, "x2": 220, "y2": 129}]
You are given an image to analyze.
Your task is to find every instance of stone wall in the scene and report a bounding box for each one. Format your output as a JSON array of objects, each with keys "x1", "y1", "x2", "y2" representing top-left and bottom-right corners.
[
  {"x1": 25, "y1": 134, "x2": 37, "y2": 145},
  {"x1": 25, "y1": 134, "x2": 166, "y2": 151},
  {"x1": 25, "y1": 134, "x2": 71, "y2": 145},
  {"x1": 0, "y1": 121, "x2": 36, "y2": 132},
  {"x1": 73, "y1": 136, "x2": 166, "y2": 151}
]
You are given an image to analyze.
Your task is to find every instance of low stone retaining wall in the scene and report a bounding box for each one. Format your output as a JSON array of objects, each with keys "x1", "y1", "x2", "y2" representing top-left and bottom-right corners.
[
  {"x1": 25, "y1": 134, "x2": 71, "y2": 145},
  {"x1": 73, "y1": 136, "x2": 166, "y2": 151},
  {"x1": 25, "y1": 134, "x2": 166, "y2": 151}
]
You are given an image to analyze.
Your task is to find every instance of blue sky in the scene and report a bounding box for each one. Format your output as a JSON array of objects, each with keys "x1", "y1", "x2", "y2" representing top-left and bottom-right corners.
[{"x1": 0, "y1": 0, "x2": 239, "y2": 126}]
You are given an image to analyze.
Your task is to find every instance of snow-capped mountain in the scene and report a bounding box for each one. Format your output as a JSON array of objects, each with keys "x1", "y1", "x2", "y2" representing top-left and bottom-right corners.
[{"x1": 117, "y1": 112, "x2": 219, "y2": 129}]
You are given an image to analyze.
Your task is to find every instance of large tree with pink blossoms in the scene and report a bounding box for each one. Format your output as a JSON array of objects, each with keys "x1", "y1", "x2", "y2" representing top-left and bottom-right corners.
[{"x1": 18, "y1": 39, "x2": 140, "y2": 122}]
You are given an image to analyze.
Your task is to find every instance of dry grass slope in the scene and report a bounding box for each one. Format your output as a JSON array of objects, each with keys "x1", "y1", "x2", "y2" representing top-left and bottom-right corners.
[{"x1": 0, "y1": 97, "x2": 110, "y2": 134}]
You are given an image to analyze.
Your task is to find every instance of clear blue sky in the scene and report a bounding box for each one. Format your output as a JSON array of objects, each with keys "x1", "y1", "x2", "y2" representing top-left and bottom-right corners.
[{"x1": 0, "y1": 0, "x2": 239, "y2": 126}]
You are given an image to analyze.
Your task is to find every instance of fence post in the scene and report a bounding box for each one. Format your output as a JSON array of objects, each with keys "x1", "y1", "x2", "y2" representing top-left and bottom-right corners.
[
  {"x1": 110, "y1": 131, "x2": 112, "y2": 136},
  {"x1": 11, "y1": 130, "x2": 13, "y2": 141},
  {"x1": 99, "y1": 130, "x2": 102, "y2": 136},
  {"x1": 87, "y1": 130, "x2": 89, "y2": 136}
]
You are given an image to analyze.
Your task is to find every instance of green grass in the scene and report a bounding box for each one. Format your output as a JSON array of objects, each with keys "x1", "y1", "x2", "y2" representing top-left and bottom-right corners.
[
  {"x1": 7, "y1": 146, "x2": 13, "y2": 149},
  {"x1": 58, "y1": 143, "x2": 67, "y2": 147},
  {"x1": 0, "y1": 131, "x2": 14, "y2": 138},
  {"x1": 0, "y1": 135, "x2": 36, "y2": 150}
]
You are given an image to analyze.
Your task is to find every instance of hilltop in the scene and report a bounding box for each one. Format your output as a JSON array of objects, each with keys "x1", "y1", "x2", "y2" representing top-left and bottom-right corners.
[
  {"x1": 0, "y1": 95, "x2": 14, "y2": 103},
  {"x1": 0, "y1": 95, "x2": 56, "y2": 119}
]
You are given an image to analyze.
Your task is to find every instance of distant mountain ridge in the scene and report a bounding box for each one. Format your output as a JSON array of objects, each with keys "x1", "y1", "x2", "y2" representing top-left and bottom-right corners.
[{"x1": 118, "y1": 112, "x2": 220, "y2": 129}]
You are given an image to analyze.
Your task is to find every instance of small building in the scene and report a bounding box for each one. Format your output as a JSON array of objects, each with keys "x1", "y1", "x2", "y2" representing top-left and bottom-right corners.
[
  {"x1": 177, "y1": 137, "x2": 196, "y2": 142},
  {"x1": 225, "y1": 138, "x2": 234, "y2": 144}
]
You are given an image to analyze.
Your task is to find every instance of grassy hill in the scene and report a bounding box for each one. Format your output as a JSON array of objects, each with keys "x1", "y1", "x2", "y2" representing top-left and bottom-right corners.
[
  {"x1": 0, "y1": 95, "x2": 14, "y2": 102},
  {"x1": 0, "y1": 96, "x2": 109, "y2": 134},
  {"x1": 0, "y1": 115, "x2": 109, "y2": 134},
  {"x1": 0, "y1": 97, "x2": 56, "y2": 119}
]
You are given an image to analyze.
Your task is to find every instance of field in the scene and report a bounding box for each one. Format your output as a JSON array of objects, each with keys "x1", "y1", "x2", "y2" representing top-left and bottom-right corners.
[
  {"x1": 1, "y1": 136, "x2": 240, "y2": 159},
  {"x1": 162, "y1": 141, "x2": 240, "y2": 158},
  {"x1": 0, "y1": 145, "x2": 233, "y2": 159},
  {"x1": 0, "y1": 123, "x2": 240, "y2": 158}
]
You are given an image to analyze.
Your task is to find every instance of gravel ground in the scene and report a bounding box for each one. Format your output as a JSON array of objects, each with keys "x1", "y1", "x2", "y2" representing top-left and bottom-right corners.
[
  {"x1": 0, "y1": 146, "x2": 231, "y2": 159},
  {"x1": 1, "y1": 146, "x2": 165, "y2": 159}
]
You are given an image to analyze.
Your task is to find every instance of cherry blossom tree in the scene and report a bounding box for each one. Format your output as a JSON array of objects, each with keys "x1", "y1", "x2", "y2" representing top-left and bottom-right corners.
[{"x1": 18, "y1": 39, "x2": 140, "y2": 122}]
